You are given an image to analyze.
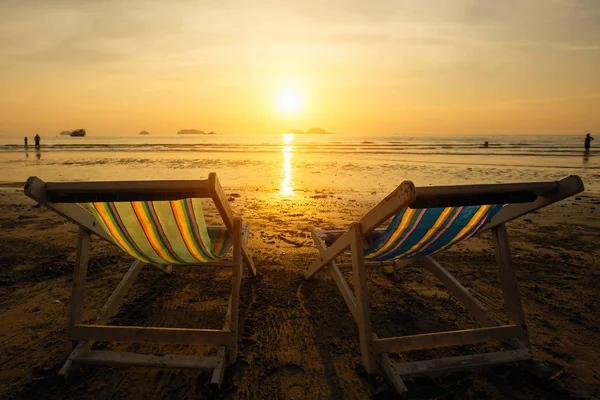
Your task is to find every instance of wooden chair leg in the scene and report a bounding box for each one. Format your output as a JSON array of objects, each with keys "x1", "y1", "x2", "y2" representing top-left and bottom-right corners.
[
  {"x1": 350, "y1": 222, "x2": 377, "y2": 374},
  {"x1": 492, "y1": 224, "x2": 529, "y2": 346},
  {"x1": 228, "y1": 217, "x2": 243, "y2": 364},
  {"x1": 69, "y1": 227, "x2": 91, "y2": 349}
]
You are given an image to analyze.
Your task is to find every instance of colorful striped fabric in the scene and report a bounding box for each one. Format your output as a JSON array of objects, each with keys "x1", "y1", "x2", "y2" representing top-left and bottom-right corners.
[
  {"x1": 364, "y1": 204, "x2": 504, "y2": 262},
  {"x1": 80, "y1": 198, "x2": 233, "y2": 265}
]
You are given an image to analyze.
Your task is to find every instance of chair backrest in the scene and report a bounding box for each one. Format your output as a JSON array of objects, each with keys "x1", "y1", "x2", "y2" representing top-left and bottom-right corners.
[
  {"x1": 362, "y1": 177, "x2": 583, "y2": 262},
  {"x1": 24, "y1": 173, "x2": 237, "y2": 265}
]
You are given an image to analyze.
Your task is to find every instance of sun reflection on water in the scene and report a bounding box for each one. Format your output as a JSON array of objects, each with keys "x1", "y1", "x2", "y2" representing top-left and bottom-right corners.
[{"x1": 280, "y1": 134, "x2": 294, "y2": 195}]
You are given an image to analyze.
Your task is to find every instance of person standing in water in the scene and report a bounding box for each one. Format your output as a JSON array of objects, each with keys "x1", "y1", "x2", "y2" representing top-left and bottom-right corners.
[
  {"x1": 24, "y1": 137, "x2": 28, "y2": 147},
  {"x1": 585, "y1": 133, "x2": 594, "y2": 151},
  {"x1": 34, "y1": 134, "x2": 40, "y2": 149}
]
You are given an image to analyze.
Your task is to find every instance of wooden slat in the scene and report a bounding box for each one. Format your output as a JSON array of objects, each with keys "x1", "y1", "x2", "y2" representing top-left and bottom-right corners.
[
  {"x1": 492, "y1": 224, "x2": 529, "y2": 346},
  {"x1": 24, "y1": 177, "x2": 117, "y2": 244},
  {"x1": 97, "y1": 260, "x2": 145, "y2": 323},
  {"x1": 211, "y1": 347, "x2": 228, "y2": 387},
  {"x1": 151, "y1": 263, "x2": 173, "y2": 273},
  {"x1": 208, "y1": 173, "x2": 234, "y2": 230},
  {"x1": 70, "y1": 325, "x2": 233, "y2": 346},
  {"x1": 415, "y1": 181, "x2": 559, "y2": 198},
  {"x1": 336, "y1": 261, "x2": 396, "y2": 269},
  {"x1": 421, "y1": 256, "x2": 498, "y2": 327},
  {"x1": 351, "y1": 222, "x2": 377, "y2": 373},
  {"x1": 372, "y1": 325, "x2": 523, "y2": 354},
  {"x1": 412, "y1": 181, "x2": 559, "y2": 208},
  {"x1": 311, "y1": 228, "x2": 359, "y2": 322},
  {"x1": 374, "y1": 334, "x2": 408, "y2": 395},
  {"x1": 228, "y1": 217, "x2": 243, "y2": 363},
  {"x1": 69, "y1": 228, "x2": 91, "y2": 329},
  {"x1": 305, "y1": 229, "x2": 353, "y2": 278},
  {"x1": 390, "y1": 349, "x2": 532, "y2": 377},
  {"x1": 208, "y1": 173, "x2": 255, "y2": 275},
  {"x1": 359, "y1": 181, "x2": 416, "y2": 235},
  {"x1": 383, "y1": 258, "x2": 416, "y2": 274},
  {"x1": 483, "y1": 175, "x2": 584, "y2": 230},
  {"x1": 43, "y1": 179, "x2": 212, "y2": 203},
  {"x1": 305, "y1": 181, "x2": 415, "y2": 278},
  {"x1": 211, "y1": 302, "x2": 230, "y2": 386},
  {"x1": 70, "y1": 350, "x2": 222, "y2": 370}
]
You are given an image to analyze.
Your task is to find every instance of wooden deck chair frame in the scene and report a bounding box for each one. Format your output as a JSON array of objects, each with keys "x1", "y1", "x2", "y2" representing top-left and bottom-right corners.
[
  {"x1": 24, "y1": 172, "x2": 256, "y2": 387},
  {"x1": 305, "y1": 175, "x2": 584, "y2": 395}
]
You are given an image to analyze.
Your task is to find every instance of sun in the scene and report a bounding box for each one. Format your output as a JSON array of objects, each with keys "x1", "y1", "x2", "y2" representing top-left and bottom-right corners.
[{"x1": 277, "y1": 88, "x2": 302, "y2": 113}]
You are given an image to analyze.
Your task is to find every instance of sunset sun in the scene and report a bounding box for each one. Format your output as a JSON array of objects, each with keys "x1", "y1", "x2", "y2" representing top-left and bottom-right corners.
[{"x1": 276, "y1": 88, "x2": 302, "y2": 113}]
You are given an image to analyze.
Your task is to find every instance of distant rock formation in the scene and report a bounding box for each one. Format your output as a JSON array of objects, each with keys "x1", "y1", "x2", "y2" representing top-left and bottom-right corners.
[
  {"x1": 139, "y1": 131, "x2": 151, "y2": 135},
  {"x1": 177, "y1": 129, "x2": 216, "y2": 135},
  {"x1": 286, "y1": 127, "x2": 332, "y2": 134},
  {"x1": 59, "y1": 130, "x2": 71, "y2": 135}
]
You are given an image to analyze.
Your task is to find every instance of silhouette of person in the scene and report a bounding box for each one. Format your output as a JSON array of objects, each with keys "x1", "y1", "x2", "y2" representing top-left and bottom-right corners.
[
  {"x1": 585, "y1": 133, "x2": 594, "y2": 151},
  {"x1": 34, "y1": 134, "x2": 41, "y2": 149},
  {"x1": 24, "y1": 137, "x2": 28, "y2": 147},
  {"x1": 483, "y1": 141, "x2": 489, "y2": 148}
]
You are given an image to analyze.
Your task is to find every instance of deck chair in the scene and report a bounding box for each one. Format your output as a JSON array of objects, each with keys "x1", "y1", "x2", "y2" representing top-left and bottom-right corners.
[
  {"x1": 305, "y1": 175, "x2": 584, "y2": 395},
  {"x1": 24, "y1": 173, "x2": 255, "y2": 387}
]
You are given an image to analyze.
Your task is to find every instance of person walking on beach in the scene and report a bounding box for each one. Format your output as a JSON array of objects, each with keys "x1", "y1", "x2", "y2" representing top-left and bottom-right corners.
[
  {"x1": 24, "y1": 137, "x2": 28, "y2": 147},
  {"x1": 585, "y1": 133, "x2": 594, "y2": 151},
  {"x1": 34, "y1": 134, "x2": 40, "y2": 149}
]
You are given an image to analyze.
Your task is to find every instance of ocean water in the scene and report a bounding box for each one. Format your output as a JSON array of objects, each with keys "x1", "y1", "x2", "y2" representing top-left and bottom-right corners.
[{"x1": 0, "y1": 134, "x2": 598, "y2": 195}]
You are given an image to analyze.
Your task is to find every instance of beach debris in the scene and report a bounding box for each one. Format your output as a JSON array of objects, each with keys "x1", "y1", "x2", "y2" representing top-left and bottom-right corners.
[
  {"x1": 230, "y1": 193, "x2": 240, "y2": 198},
  {"x1": 278, "y1": 234, "x2": 303, "y2": 247},
  {"x1": 227, "y1": 197, "x2": 235, "y2": 202},
  {"x1": 524, "y1": 218, "x2": 533, "y2": 223}
]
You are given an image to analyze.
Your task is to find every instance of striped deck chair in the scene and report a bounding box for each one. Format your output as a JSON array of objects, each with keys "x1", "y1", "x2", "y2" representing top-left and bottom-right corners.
[
  {"x1": 24, "y1": 173, "x2": 255, "y2": 387},
  {"x1": 305, "y1": 176, "x2": 584, "y2": 395}
]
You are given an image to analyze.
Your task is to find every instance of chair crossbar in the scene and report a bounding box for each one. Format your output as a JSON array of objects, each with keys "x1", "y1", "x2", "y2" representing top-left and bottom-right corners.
[
  {"x1": 71, "y1": 325, "x2": 234, "y2": 346},
  {"x1": 372, "y1": 325, "x2": 524, "y2": 354},
  {"x1": 69, "y1": 350, "x2": 223, "y2": 370},
  {"x1": 390, "y1": 348, "x2": 533, "y2": 377}
]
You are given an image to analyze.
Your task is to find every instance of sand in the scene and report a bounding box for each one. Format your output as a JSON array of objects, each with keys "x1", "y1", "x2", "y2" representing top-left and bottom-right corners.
[{"x1": 1, "y1": 183, "x2": 599, "y2": 399}]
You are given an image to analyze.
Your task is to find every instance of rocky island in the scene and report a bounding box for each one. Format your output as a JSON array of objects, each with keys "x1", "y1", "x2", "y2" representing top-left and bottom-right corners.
[
  {"x1": 286, "y1": 127, "x2": 332, "y2": 134},
  {"x1": 177, "y1": 129, "x2": 216, "y2": 135},
  {"x1": 139, "y1": 131, "x2": 151, "y2": 135}
]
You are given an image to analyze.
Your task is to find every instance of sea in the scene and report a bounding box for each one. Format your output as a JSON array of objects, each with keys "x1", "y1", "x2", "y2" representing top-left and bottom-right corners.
[{"x1": 0, "y1": 134, "x2": 598, "y2": 195}]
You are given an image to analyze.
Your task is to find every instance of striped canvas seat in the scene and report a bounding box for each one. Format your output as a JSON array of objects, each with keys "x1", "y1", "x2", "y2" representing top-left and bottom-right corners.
[
  {"x1": 364, "y1": 204, "x2": 503, "y2": 261},
  {"x1": 83, "y1": 198, "x2": 233, "y2": 265}
]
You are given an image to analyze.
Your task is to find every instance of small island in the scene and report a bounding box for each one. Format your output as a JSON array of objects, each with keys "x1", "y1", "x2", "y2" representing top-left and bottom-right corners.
[
  {"x1": 139, "y1": 131, "x2": 151, "y2": 135},
  {"x1": 177, "y1": 129, "x2": 217, "y2": 135},
  {"x1": 286, "y1": 127, "x2": 332, "y2": 134}
]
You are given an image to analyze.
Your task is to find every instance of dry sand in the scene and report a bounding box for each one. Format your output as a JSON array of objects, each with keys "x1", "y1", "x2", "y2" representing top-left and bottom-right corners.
[{"x1": 0, "y1": 183, "x2": 599, "y2": 399}]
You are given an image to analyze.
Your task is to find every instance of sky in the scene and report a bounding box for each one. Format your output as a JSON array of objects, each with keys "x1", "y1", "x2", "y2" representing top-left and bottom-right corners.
[{"x1": 0, "y1": 0, "x2": 599, "y2": 136}]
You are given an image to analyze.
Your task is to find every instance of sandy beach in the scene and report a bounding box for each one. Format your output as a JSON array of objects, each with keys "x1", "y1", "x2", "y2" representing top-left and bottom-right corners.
[
  {"x1": 1, "y1": 177, "x2": 599, "y2": 399},
  {"x1": 3, "y1": 0, "x2": 600, "y2": 397}
]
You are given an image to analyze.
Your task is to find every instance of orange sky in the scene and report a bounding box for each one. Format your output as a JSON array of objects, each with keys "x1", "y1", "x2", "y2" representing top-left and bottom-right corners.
[{"x1": 0, "y1": 0, "x2": 599, "y2": 135}]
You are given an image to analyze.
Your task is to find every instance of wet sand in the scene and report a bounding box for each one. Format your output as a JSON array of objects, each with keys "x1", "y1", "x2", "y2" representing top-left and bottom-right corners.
[{"x1": 1, "y1": 183, "x2": 599, "y2": 399}]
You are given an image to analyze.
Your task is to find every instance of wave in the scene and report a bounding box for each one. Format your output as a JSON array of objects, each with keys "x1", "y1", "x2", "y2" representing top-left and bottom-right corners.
[{"x1": 1, "y1": 142, "x2": 597, "y2": 158}]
